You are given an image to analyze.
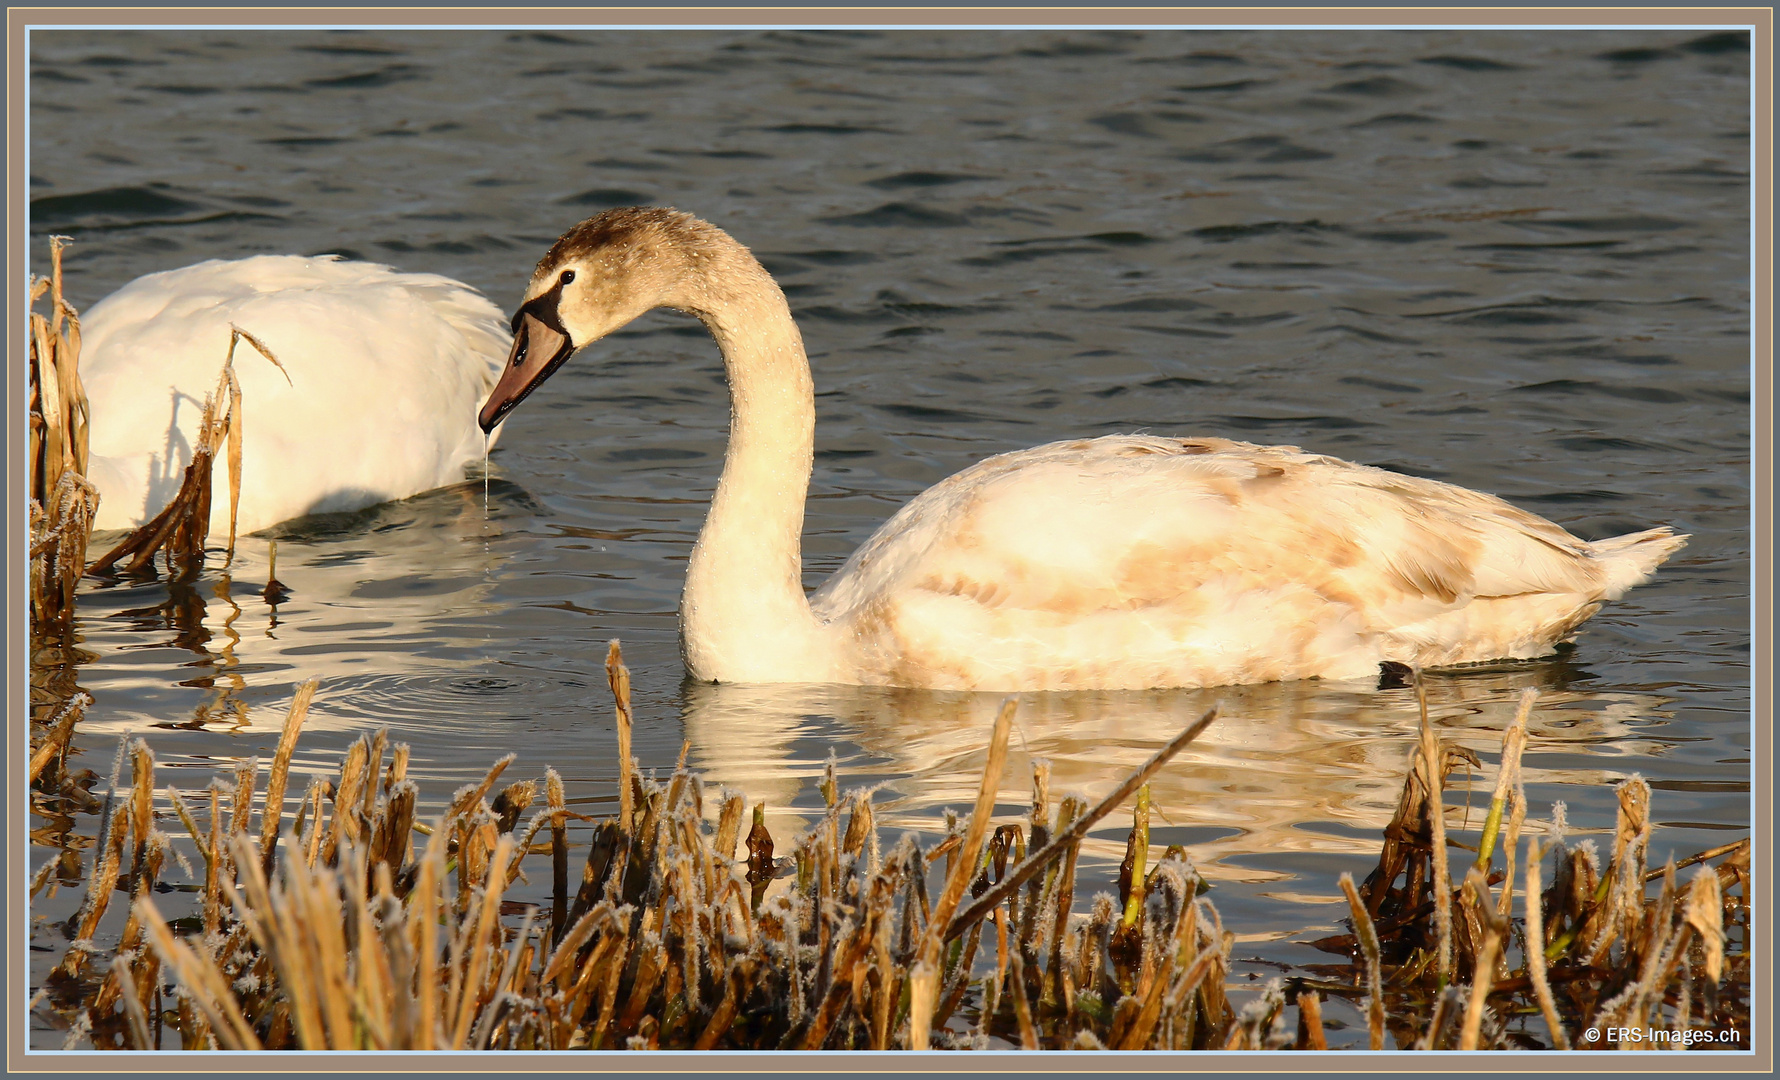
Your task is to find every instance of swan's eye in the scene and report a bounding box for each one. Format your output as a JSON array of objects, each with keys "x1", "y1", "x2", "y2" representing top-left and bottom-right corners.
[{"x1": 559, "y1": 270, "x2": 577, "y2": 286}]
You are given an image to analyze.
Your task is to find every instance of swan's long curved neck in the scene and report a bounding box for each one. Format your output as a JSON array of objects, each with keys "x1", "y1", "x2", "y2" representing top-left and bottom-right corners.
[{"x1": 674, "y1": 250, "x2": 830, "y2": 683}]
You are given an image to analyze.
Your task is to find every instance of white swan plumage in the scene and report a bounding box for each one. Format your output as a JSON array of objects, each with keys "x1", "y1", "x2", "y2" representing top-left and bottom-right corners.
[
  {"x1": 480, "y1": 207, "x2": 1687, "y2": 692},
  {"x1": 81, "y1": 254, "x2": 509, "y2": 535}
]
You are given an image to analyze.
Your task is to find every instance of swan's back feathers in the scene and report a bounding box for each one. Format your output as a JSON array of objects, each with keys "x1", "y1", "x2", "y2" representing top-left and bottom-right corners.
[
  {"x1": 83, "y1": 255, "x2": 509, "y2": 533},
  {"x1": 810, "y1": 435, "x2": 1686, "y2": 689}
]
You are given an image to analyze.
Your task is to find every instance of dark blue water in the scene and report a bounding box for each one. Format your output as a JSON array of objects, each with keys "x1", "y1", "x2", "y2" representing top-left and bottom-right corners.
[{"x1": 28, "y1": 27, "x2": 1751, "y2": 1048}]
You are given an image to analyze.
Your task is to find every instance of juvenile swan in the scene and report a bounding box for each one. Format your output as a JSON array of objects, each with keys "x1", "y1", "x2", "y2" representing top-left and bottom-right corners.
[
  {"x1": 83, "y1": 255, "x2": 509, "y2": 535},
  {"x1": 480, "y1": 208, "x2": 1686, "y2": 691}
]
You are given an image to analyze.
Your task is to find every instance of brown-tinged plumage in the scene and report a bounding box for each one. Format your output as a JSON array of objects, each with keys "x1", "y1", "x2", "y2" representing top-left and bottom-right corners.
[{"x1": 482, "y1": 208, "x2": 1686, "y2": 690}]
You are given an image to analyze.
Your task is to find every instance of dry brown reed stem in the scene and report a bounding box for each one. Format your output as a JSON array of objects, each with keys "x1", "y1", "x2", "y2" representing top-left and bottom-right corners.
[
  {"x1": 1044, "y1": 794, "x2": 1086, "y2": 1007},
  {"x1": 1684, "y1": 865, "x2": 1727, "y2": 984},
  {"x1": 1114, "y1": 860, "x2": 1206, "y2": 1050},
  {"x1": 1338, "y1": 871, "x2": 1386, "y2": 1050},
  {"x1": 606, "y1": 640, "x2": 635, "y2": 832},
  {"x1": 906, "y1": 964, "x2": 939, "y2": 1050},
  {"x1": 29, "y1": 237, "x2": 89, "y2": 493},
  {"x1": 1521, "y1": 837, "x2": 1570, "y2": 1049},
  {"x1": 301, "y1": 779, "x2": 327, "y2": 868},
  {"x1": 89, "y1": 328, "x2": 286, "y2": 579},
  {"x1": 1457, "y1": 868, "x2": 1503, "y2": 1050},
  {"x1": 1416, "y1": 675, "x2": 1453, "y2": 983},
  {"x1": 107, "y1": 954, "x2": 154, "y2": 1050},
  {"x1": 411, "y1": 824, "x2": 448, "y2": 1050},
  {"x1": 948, "y1": 706, "x2": 1219, "y2": 939},
  {"x1": 1476, "y1": 688, "x2": 1534, "y2": 873},
  {"x1": 56, "y1": 802, "x2": 129, "y2": 983},
  {"x1": 258, "y1": 680, "x2": 317, "y2": 875},
  {"x1": 1296, "y1": 990, "x2": 1327, "y2": 1051},
  {"x1": 261, "y1": 538, "x2": 291, "y2": 604},
  {"x1": 1495, "y1": 777, "x2": 1528, "y2": 924},
  {"x1": 1583, "y1": 776, "x2": 1651, "y2": 967},
  {"x1": 29, "y1": 235, "x2": 98, "y2": 631},
  {"x1": 546, "y1": 769, "x2": 568, "y2": 942},
  {"x1": 909, "y1": 698, "x2": 1016, "y2": 1049},
  {"x1": 123, "y1": 741, "x2": 157, "y2": 911},
  {"x1": 138, "y1": 894, "x2": 262, "y2": 1049},
  {"x1": 1118, "y1": 784, "x2": 1152, "y2": 928},
  {"x1": 29, "y1": 475, "x2": 99, "y2": 630},
  {"x1": 1009, "y1": 948, "x2": 1039, "y2": 1050},
  {"x1": 1645, "y1": 838, "x2": 1748, "y2": 884},
  {"x1": 29, "y1": 692, "x2": 90, "y2": 784}
]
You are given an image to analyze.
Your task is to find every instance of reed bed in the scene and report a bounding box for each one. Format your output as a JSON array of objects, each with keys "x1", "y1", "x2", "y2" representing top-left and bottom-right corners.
[
  {"x1": 1307, "y1": 687, "x2": 1751, "y2": 1051},
  {"x1": 29, "y1": 234, "x2": 278, "y2": 623},
  {"x1": 28, "y1": 236, "x2": 97, "y2": 635},
  {"x1": 28, "y1": 238, "x2": 106, "y2": 880},
  {"x1": 28, "y1": 655, "x2": 1749, "y2": 1053},
  {"x1": 28, "y1": 245, "x2": 270, "y2": 851}
]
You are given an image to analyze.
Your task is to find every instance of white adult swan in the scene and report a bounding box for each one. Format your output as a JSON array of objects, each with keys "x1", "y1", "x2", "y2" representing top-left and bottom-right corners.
[
  {"x1": 480, "y1": 207, "x2": 1687, "y2": 692},
  {"x1": 82, "y1": 254, "x2": 509, "y2": 536}
]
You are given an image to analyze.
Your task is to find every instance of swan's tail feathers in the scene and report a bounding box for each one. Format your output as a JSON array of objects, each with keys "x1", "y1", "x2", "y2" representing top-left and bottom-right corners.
[{"x1": 1590, "y1": 526, "x2": 1688, "y2": 598}]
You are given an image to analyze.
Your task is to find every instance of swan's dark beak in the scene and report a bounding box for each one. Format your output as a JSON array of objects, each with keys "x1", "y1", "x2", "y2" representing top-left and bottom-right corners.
[{"x1": 479, "y1": 303, "x2": 576, "y2": 433}]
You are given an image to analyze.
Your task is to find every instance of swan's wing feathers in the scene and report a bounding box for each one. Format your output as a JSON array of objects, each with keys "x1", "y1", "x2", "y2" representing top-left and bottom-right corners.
[
  {"x1": 815, "y1": 435, "x2": 1619, "y2": 636},
  {"x1": 1327, "y1": 466, "x2": 1608, "y2": 603}
]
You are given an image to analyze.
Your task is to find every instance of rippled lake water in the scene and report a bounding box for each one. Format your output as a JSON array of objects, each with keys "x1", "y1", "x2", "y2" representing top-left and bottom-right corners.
[{"x1": 27, "y1": 27, "x2": 1751, "y2": 1046}]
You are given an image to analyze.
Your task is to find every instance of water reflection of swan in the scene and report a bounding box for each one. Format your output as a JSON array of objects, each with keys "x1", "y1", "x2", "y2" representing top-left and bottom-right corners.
[
  {"x1": 679, "y1": 666, "x2": 1679, "y2": 883},
  {"x1": 82, "y1": 255, "x2": 509, "y2": 535},
  {"x1": 481, "y1": 208, "x2": 1685, "y2": 692}
]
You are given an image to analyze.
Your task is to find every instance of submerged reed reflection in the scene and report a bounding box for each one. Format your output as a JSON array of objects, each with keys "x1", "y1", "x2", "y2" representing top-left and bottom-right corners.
[
  {"x1": 679, "y1": 663, "x2": 1680, "y2": 884},
  {"x1": 72, "y1": 481, "x2": 515, "y2": 738}
]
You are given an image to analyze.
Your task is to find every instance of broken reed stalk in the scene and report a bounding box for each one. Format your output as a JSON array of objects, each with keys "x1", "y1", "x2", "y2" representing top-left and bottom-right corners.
[
  {"x1": 1415, "y1": 674, "x2": 1453, "y2": 984},
  {"x1": 28, "y1": 235, "x2": 99, "y2": 633},
  {"x1": 547, "y1": 769, "x2": 568, "y2": 944},
  {"x1": 1641, "y1": 838, "x2": 1747, "y2": 884},
  {"x1": 1456, "y1": 869, "x2": 1502, "y2": 1050},
  {"x1": 605, "y1": 640, "x2": 634, "y2": 833},
  {"x1": 88, "y1": 327, "x2": 288, "y2": 580},
  {"x1": 262, "y1": 539, "x2": 291, "y2": 604},
  {"x1": 1295, "y1": 990, "x2": 1327, "y2": 1051},
  {"x1": 1339, "y1": 872, "x2": 1387, "y2": 1051},
  {"x1": 947, "y1": 706, "x2": 1219, "y2": 939},
  {"x1": 30, "y1": 692, "x2": 92, "y2": 785},
  {"x1": 1118, "y1": 784, "x2": 1152, "y2": 929},
  {"x1": 1522, "y1": 837, "x2": 1571, "y2": 1050},
  {"x1": 1475, "y1": 688, "x2": 1534, "y2": 872},
  {"x1": 258, "y1": 680, "x2": 317, "y2": 877},
  {"x1": 909, "y1": 698, "x2": 1015, "y2": 1050},
  {"x1": 29, "y1": 237, "x2": 89, "y2": 498}
]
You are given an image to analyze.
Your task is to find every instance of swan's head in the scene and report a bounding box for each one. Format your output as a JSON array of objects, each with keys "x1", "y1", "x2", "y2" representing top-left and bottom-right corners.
[{"x1": 480, "y1": 206, "x2": 712, "y2": 433}]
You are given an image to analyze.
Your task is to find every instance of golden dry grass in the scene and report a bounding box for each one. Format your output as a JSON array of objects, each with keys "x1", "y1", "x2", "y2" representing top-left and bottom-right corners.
[{"x1": 27, "y1": 651, "x2": 1750, "y2": 1052}]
